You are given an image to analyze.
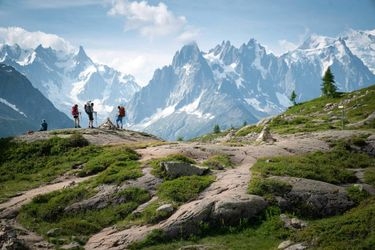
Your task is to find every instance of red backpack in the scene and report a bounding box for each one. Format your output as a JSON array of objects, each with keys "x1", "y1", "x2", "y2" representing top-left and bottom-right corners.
[
  {"x1": 119, "y1": 106, "x2": 126, "y2": 117},
  {"x1": 71, "y1": 105, "x2": 79, "y2": 116}
]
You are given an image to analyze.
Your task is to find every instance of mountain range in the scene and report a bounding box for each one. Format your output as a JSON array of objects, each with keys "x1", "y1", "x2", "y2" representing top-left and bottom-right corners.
[
  {"x1": 0, "y1": 43, "x2": 140, "y2": 127},
  {"x1": 126, "y1": 29, "x2": 375, "y2": 140},
  {"x1": 0, "y1": 28, "x2": 374, "y2": 139}
]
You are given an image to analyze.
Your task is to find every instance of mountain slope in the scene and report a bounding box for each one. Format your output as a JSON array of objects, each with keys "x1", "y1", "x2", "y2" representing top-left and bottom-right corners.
[{"x1": 0, "y1": 64, "x2": 72, "y2": 137}]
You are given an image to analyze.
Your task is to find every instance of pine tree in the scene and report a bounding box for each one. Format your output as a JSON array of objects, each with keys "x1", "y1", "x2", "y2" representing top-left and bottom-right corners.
[
  {"x1": 321, "y1": 67, "x2": 338, "y2": 98},
  {"x1": 290, "y1": 90, "x2": 297, "y2": 106},
  {"x1": 213, "y1": 124, "x2": 221, "y2": 134}
]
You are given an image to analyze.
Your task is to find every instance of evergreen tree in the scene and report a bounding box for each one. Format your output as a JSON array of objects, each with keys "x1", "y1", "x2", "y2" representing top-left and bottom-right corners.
[
  {"x1": 290, "y1": 90, "x2": 297, "y2": 106},
  {"x1": 213, "y1": 124, "x2": 221, "y2": 134},
  {"x1": 321, "y1": 67, "x2": 338, "y2": 98}
]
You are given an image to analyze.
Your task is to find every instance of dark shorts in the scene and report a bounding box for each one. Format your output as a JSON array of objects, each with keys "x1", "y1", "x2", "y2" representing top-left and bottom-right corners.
[
  {"x1": 73, "y1": 115, "x2": 79, "y2": 119},
  {"x1": 88, "y1": 112, "x2": 94, "y2": 121}
]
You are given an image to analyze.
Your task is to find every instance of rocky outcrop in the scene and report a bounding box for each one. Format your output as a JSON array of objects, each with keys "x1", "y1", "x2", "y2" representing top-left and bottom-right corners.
[
  {"x1": 160, "y1": 193, "x2": 267, "y2": 238},
  {"x1": 270, "y1": 176, "x2": 355, "y2": 218},
  {"x1": 161, "y1": 162, "x2": 209, "y2": 178}
]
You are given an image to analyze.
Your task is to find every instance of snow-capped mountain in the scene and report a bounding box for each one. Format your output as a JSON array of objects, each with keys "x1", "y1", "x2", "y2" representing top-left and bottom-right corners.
[
  {"x1": 343, "y1": 29, "x2": 375, "y2": 74},
  {"x1": 0, "y1": 64, "x2": 72, "y2": 137},
  {"x1": 126, "y1": 31, "x2": 375, "y2": 140},
  {"x1": 0, "y1": 43, "x2": 140, "y2": 126}
]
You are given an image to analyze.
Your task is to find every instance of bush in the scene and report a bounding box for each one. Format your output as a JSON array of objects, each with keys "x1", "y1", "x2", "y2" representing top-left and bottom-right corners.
[
  {"x1": 364, "y1": 167, "x2": 375, "y2": 186},
  {"x1": 293, "y1": 197, "x2": 375, "y2": 249},
  {"x1": 346, "y1": 185, "x2": 370, "y2": 205},
  {"x1": 202, "y1": 154, "x2": 233, "y2": 170},
  {"x1": 248, "y1": 177, "x2": 292, "y2": 197}
]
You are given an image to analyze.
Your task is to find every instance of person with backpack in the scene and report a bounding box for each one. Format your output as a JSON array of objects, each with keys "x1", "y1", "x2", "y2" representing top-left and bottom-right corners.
[
  {"x1": 71, "y1": 104, "x2": 80, "y2": 128},
  {"x1": 39, "y1": 119, "x2": 48, "y2": 131},
  {"x1": 116, "y1": 105, "x2": 126, "y2": 129},
  {"x1": 84, "y1": 101, "x2": 95, "y2": 128}
]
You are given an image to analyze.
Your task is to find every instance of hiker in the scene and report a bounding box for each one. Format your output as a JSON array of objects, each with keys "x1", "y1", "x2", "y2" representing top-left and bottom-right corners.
[
  {"x1": 39, "y1": 119, "x2": 48, "y2": 131},
  {"x1": 116, "y1": 105, "x2": 126, "y2": 129},
  {"x1": 84, "y1": 101, "x2": 95, "y2": 128},
  {"x1": 71, "y1": 104, "x2": 81, "y2": 128}
]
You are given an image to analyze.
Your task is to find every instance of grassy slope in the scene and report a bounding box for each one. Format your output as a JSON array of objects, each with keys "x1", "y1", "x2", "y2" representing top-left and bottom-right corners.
[{"x1": 1, "y1": 85, "x2": 375, "y2": 249}]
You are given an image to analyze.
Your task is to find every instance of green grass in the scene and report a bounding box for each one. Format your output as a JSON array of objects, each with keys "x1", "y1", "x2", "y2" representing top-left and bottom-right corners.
[
  {"x1": 234, "y1": 85, "x2": 375, "y2": 136},
  {"x1": 0, "y1": 134, "x2": 101, "y2": 202},
  {"x1": 18, "y1": 186, "x2": 150, "y2": 246},
  {"x1": 248, "y1": 176, "x2": 292, "y2": 198},
  {"x1": 202, "y1": 154, "x2": 233, "y2": 170},
  {"x1": 157, "y1": 175, "x2": 215, "y2": 203},
  {"x1": 364, "y1": 167, "x2": 375, "y2": 186},
  {"x1": 249, "y1": 141, "x2": 375, "y2": 185},
  {"x1": 292, "y1": 197, "x2": 375, "y2": 249}
]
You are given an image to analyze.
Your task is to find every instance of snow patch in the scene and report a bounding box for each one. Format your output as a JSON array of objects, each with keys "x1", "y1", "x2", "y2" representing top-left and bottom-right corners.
[
  {"x1": 0, "y1": 98, "x2": 27, "y2": 117},
  {"x1": 141, "y1": 105, "x2": 177, "y2": 128},
  {"x1": 178, "y1": 92, "x2": 215, "y2": 119}
]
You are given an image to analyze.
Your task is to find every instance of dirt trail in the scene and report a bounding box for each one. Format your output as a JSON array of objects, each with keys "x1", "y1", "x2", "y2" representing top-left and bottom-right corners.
[{"x1": 85, "y1": 132, "x2": 333, "y2": 249}]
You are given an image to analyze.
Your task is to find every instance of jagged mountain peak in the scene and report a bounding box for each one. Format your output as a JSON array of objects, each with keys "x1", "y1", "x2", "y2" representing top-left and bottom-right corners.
[
  {"x1": 75, "y1": 45, "x2": 91, "y2": 63},
  {"x1": 172, "y1": 42, "x2": 204, "y2": 68}
]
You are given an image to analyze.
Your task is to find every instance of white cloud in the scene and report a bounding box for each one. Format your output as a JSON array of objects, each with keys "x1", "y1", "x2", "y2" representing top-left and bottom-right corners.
[
  {"x1": 0, "y1": 26, "x2": 75, "y2": 52},
  {"x1": 108, "y1": 0, "x2": 198, "y2": 41},
  {"x1": 87, "y1": 48, "x2": 172, "y2": 87},
  {"x1": 278, "y1": 39, "x2": 298, "y2": 53}
]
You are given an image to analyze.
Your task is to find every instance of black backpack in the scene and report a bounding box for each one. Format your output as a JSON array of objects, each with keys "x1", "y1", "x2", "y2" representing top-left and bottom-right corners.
[{"x1": 84, "y1": 102, "x2": 91, "y2": 114}]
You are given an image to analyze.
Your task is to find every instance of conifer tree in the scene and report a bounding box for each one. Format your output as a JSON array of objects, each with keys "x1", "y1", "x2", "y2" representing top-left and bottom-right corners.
[
  {"x1": 321, "y1": 67, "x2": 338, "y2": 98},
  {"x1": 290, "y1": 90, "x2": 297, "y2": 106}
]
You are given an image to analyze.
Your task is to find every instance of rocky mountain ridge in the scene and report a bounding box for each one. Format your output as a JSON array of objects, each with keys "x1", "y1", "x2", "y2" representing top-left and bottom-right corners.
[{"x1": 126, "y1": 29, "x2": 375, "y2": 140}]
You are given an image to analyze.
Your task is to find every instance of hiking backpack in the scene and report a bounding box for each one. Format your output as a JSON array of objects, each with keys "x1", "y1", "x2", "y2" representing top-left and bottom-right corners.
[
  {"x1": 119, "y1": 106, "x2": 126, "y2": 117},
  {"x1": 84, "y1": 101, "x2": 91, "y2": 114},
  {"x1": 71, "y1": 105, "x2": 79, "y2": 116}
]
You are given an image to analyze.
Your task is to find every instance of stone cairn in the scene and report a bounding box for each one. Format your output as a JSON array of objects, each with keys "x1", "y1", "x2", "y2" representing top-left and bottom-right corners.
[{"x1": 98, "y1": 118, "x2": 117, "y2": 130}]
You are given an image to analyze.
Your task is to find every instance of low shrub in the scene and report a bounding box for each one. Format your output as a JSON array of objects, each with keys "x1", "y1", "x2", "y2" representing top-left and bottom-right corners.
[
  {"x1": 346, "y1": 185, "x2": 370, "y2": 205},
  {"x1": 248, "y1": 177, "x2": 292, "y2": 197},
  {"x1": 292, "y1": 197, "x2": 375, "y2": 249},
  {"x1": 364, "y1": 167, "x2": 375, "y2": 186},
  {"x1": 157, "y1": 175, "x2": 214, "y2": 203},
  {"x1": 202, "y1": 154, "x2": 233, "y2": 169}
]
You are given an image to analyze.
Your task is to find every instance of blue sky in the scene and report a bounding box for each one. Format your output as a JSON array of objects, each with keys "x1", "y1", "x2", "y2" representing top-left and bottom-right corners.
[{"x1": 0, "y1": 0, "x2": 374, "y2": 86}]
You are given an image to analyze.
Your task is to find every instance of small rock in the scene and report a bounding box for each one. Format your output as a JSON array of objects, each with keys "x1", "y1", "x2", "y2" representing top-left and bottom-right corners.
[
  {"x1": 156, "y1": 204, "x2": 174, "y2": 214},
  {"x1": 46, "y1": 228, "x2": 62, "y2": 237},
  {"x1": 161, "y1": 162, "x2": 209, "y2": 178},
  {"x1": 285, "y1": 242, "x2": 307, "y2": 250},
  {"x1": 278, "y1": 240, "x2": 294, "y2": 249}
]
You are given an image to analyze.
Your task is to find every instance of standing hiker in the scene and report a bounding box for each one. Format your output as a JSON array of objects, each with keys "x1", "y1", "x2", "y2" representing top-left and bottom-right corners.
[
  {"x1": 84, "y1": 101, "x2": 95, "y2": 128},
  {"x1": 116, "y1": 105, "x2": 126, "y2": 129},
  {"x1": 71, "y1": 104, "x2": 80, "y2": 128}
]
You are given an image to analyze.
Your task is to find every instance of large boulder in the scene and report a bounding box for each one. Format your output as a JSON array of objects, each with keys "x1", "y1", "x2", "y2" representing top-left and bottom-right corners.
[
  {"x1": 161, "y1": 162, "x2": 209, "y2": 178},
  {"x1": 270, "y1": 176, "x2": 355, "y2": 218},
  {"x1": 161, "y1": 193, "x2": 267, "y2": 238}
]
